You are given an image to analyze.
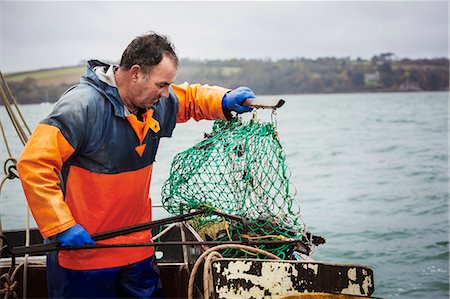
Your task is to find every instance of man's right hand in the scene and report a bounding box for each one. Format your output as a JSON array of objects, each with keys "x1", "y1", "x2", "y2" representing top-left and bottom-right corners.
[{"x1": 56, "y1": 224, "x2": 96, "y2": 246}]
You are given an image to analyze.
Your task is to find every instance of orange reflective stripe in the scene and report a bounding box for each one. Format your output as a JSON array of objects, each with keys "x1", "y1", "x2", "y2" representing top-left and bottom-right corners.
[
  {"x1": 171, "y1": 83, "x2": 229, "y2": 123},
  {"x1": 17, "y1": 124, "x2": 76, "y2": 238}
]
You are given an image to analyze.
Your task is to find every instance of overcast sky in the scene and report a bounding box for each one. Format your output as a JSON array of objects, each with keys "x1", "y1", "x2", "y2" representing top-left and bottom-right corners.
[{"x1": 0, "y1": 1, "x2": 448, "y2": 73}]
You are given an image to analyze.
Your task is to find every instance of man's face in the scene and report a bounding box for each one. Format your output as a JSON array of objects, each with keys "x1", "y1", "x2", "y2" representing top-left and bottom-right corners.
[{"x1": 130, "y1": 55, "x2": 177, "y2": 109}]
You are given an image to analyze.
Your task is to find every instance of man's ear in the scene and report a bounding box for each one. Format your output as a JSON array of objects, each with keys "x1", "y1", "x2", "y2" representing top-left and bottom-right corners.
[{"x1": 130, "y1": 65, "x2": 141, "y2": 81}]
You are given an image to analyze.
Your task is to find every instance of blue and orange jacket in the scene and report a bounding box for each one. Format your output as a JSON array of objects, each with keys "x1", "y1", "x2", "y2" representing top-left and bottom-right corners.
[{"x1": 17, "y1": 60, "x2": 228, "y2": 270}]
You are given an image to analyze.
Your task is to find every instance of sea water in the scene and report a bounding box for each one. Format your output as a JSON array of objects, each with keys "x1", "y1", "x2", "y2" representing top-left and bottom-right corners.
[{"x1": 0, "y1": 91, "x2": 448, "y2": 298}]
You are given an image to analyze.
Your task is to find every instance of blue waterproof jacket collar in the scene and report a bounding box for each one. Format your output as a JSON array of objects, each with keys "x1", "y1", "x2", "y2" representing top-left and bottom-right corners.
[{"x1": 82, "y1": 60, "x2": 125, "y2": 118}]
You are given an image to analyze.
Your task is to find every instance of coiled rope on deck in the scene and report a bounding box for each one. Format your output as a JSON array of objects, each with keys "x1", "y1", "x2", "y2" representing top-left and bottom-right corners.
[{"x1": 187, "y1": 244, "x2": 280, "y2": 299}]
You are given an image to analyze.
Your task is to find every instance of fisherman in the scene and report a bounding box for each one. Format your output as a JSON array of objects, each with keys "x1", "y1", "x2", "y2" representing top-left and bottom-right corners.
[{"x1": 17, "y1": 32, "x2": 255, "y2": 298}]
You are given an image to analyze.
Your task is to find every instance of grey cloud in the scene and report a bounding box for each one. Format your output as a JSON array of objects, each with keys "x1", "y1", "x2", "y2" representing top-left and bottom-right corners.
[{"x1": 0, "y1": 1, "x2": 447, "y2": 73}]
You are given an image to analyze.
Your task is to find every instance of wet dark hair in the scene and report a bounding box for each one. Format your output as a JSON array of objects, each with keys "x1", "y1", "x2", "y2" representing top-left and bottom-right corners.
[{"x1": 119, "y1": 32, "x2": 179, "y2": 73}]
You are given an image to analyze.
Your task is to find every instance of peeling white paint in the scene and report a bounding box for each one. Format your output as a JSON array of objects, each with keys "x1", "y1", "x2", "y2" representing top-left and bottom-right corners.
[
  {"x1": 342, "y1": 268, "x2": 372, "y2": 296},
  {"x1": 220, "y1": 260, "x2": 252, "y2": 279},
  {"x1": 307, "y1": 263, "x2": 318, "y2": 275},
  {"x1": 212, "y1": 260, "x2": 374, "y2": 298},
  {"x1": 216, "y1": 283, "x2": 300, "y2": 299},
  {"x1": 362, "y1": 274, "x2": 373, "y2": 295},
  {"x1": 220, "y1": 284, "x2": 301, "y2": 299},
  {"x1": 347, "y1": 267, "x2": 357, "y2": 281},
  {"x1": 301, "y1": 263, "x2": 318, "y2": 275},
  {"x1": 235, "y1": 261, "x2": 293, "y2": 289},
  {"x1": 341, "y1": 281, "x2": 363, "y2": 296},
  {"x1": 214, "y1": 260, "x2": 300, "y2": 298},
  {"x1": 214, "y1": 262, "x2": 221, "y2": 274}
]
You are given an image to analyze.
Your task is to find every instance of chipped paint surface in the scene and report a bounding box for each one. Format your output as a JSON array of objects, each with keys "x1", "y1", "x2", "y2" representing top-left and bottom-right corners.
[
  {"x1": 214, "y1": 283, "x2": 301, "y2": 299},
  {"x1": 341, "y1": 281, "x2": 363, "y2": 296},
  {"x1": 347, "y1": 267, "x2": 357, "y2": 281},
  {"x1": 341, "y1": 267, "x2": 372, "y2": 296},
  {"x1": 362, "y1": 274, "x2": 373, "y2": 295},
  {"x1": 212, "y1": 259, "x2": 375, "y2": 298},
  {"x1": 307, "y1": 263, "x2": 318, "y2": 275},
  {"x1": 214, "y1": 260, "x2": 300, "y2": 298}
]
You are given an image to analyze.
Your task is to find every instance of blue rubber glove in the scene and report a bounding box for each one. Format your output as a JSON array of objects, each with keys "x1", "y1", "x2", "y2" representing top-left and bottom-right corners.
[
  {"x1": 56, "y1": 224, "x2": 95, "y2": 246},
  {"x1": 222, "y1": 86, "x2": 255, "y2": 114}
]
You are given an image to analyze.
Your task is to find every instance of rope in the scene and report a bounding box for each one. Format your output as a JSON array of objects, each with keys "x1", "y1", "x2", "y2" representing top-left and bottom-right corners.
[
  {"x1": 0, "y1": 70, "x2": 32, "y2": 299},
  {"x1": 0, "y1": 121, "x2": 13, "y2": 159},
  {"x1": 0, "y1": 273, "x2": 17, "y2": 298},
  {"x1": 203, "y1": 251, "x2": 222, "y2": 299},
  {"x1": 0, "y1": 87, "x2": 27, "y2": 146},
  {"x1": 187, "y1": 244, "x2": 280, "y2": 299},
  {"x1": 0, "y1": 71, "x2": 31, "y2": 138}
]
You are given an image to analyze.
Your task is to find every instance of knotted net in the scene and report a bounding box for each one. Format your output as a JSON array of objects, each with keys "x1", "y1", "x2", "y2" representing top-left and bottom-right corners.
[{"x1": 162, "y1": 116, "x2": 315, "y2": 259}]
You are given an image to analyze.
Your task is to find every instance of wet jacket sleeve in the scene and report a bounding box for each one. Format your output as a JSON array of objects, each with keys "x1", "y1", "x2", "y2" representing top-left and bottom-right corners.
[
  {"x1": 17, "y1": 124, "x2": 76, "y2": 238},
  {"x1": 171, "y1": 82, "x2": 229, "y2": 123},
  {"x1": 16, "y1": 88, "x2": 90, "y2": 238}
]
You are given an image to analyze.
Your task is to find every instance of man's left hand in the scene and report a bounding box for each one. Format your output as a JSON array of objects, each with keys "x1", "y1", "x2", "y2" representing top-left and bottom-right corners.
[{"x1": 222, "y1": 86, "x2": 255, "y2": 114}]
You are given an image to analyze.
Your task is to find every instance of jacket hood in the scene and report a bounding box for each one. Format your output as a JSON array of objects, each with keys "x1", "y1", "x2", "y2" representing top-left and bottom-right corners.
[{"x1": 81, "y1": 60, "x2": 125, "y2": 118}]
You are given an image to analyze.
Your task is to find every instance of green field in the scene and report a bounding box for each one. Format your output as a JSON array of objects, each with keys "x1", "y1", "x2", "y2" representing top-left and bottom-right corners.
[
  {"x1": 5, "y1": 66, "x2": 85, "y2": 86},
  {"x1": 4, "y1": 65, "x2": 242, "y2": 87}
]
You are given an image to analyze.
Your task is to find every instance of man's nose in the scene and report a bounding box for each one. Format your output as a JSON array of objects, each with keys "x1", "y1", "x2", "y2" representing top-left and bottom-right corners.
[{"x1": 160, "y1": 86, "x2": 170, "y2": 98}]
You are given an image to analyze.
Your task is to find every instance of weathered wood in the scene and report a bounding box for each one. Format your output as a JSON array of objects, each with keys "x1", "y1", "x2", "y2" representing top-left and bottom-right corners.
[{"x1": 211, "y1": 259, "x2": 374, "y2": 298}]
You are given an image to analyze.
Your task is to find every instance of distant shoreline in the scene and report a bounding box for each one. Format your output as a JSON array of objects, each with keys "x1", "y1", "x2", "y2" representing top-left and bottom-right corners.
[
  {"x1": 4, "y1": 56, "x2": 449, "y2": 105},
  {"x1": 2, "y1": 90, "x2": 447, "y2": 107}
]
